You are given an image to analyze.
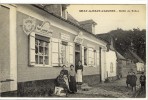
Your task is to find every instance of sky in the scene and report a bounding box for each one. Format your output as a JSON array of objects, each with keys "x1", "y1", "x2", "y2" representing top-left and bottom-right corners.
[{"x1": 67, "y1": 5, "x2": 146, "y2": 34}]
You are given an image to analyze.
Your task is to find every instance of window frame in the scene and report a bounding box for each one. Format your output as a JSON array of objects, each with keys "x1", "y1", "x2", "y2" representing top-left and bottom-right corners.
[
  {"x1": 35, "y1": 38, "x2": 49, "y2": 67},
  {"x1": 61, "y1": 41, "x2": 68, "y2": 66},
  {"x1": 33, "y1": 33, "x2": 51, "y2": 67},
  {"x1": 84, "y1": 47, "x2": 87, "y2": 66},
  {"x1": 88, "y1": 48, "x2": 96, "y2": 67}
]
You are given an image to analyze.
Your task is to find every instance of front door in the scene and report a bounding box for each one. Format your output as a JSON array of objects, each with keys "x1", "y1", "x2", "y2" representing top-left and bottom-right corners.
[
  {"x1": 75, "y1": 44, "x2": 81, "y2": 66},
  {"x1": 75, "y1": 52, "x2": 80, "y2": 66}
]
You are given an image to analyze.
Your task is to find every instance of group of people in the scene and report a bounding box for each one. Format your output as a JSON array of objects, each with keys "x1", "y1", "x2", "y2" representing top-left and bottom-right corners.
[
  {"x1": 126, "y1": 71, "x2": 146, "y2": 91},
  {"x1": 55, "y1": 61, "x2": 83, "y2": 95}
]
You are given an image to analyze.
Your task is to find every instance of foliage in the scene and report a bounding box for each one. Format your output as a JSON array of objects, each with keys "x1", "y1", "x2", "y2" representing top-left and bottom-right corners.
[{"x1": 97, "y1": 28, "x2": 146, "y2": 62}]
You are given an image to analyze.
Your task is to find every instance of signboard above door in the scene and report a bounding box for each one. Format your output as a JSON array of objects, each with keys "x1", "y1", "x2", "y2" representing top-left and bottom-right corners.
[{"x1": 74, "y1": 31, "x2": 84, "y2": 44}]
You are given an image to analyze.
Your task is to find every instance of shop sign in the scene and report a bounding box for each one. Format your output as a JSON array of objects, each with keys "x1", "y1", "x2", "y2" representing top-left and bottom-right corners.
[
  {"x1": 74, "y1": 32, "x2": 84, "y2": 44},
  {"x1": 35, "y1": 21, "x2": 52, "y2": 37},
  {"x1": 23, "y1": 17, "x2": 36, "y2": 35},
  {"x1": 61, "y1": 33, "x2": 70, "y2": 41}
]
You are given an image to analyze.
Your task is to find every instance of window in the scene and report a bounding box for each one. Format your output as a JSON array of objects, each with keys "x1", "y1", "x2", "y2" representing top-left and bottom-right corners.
[
  {"x1": 110, "y1": 62, "x2": 113, "y2": 73},
  {"x1": 93, "y1": 50, "x2": 96, "y2": 65},
  {"x1": 61, "y1": 41, "x2": 68, "y2": 65},
  {"x1": 35, "y1": 35, "x2": 49, "y2": 66},
  {"x1": 84, "y1": 47, "x2": 87, "y2": 65},
  {"x1": 88, "y1": 48, "x2": 96, "y2": 67}
]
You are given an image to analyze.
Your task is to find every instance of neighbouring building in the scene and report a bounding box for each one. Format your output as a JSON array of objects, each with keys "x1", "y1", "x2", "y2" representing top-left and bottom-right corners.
[
  {"x1": 96, "y1": 33, "x2": 142, "y2": 79},
  {"x1": 97, "y1": 34, "x2": 117, "y2": 81},
  {"x1": 0, "y1": 4, "x2": 108, "y2": 96}
]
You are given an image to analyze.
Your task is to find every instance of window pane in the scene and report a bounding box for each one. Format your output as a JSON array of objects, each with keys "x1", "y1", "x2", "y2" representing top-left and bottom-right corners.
[
  {"x1": 35, "y1": 39, "x2": 49, "y2": 66},
  {"x1": 61, "y1": 44, "x2": 66, "y2": 64},
  {"x1": 39, "y1": 46, "x2": 43, "y2": 54},
  {"x1": 35, "y1": 55, "x2": 38, "y2": 64},
  {"x1": 39, "y1": 56, "x2": 43, "y2": 64},
  {"x1": 45, "y1": 56, "x2": 49, "y2": 65},
  {"x1": 45, "y1": 48, "x2": 48, "y2": 55},
  {"x1": 75, "y1": 44, "x2": 80, "y2": 51}
]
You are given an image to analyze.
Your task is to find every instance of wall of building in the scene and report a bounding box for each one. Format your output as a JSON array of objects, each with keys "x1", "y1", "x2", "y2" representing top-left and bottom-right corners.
[
  {"x1": 17, "y1": 6, "x2": 102, "y2": 83},
  {"x1": 106, "y1": 50, "x2": 117, "y2": 78},
  {"x1": 17, "y1": 11, "x2": 74, "y2": 82},
  {"x1": 0, "y1": 6, "x2": 11, "y2": 92}
]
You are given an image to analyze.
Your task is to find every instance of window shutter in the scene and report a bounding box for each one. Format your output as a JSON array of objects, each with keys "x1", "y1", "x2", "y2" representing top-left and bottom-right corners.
[
  {"x1": 88, "y1": 48, "x2": 92, "y2": 66},
  {"x1": 81, "y1": 46, "x2": 84, "y2": 65},
  {"x1": 29, "y1": 32, "x2": 35, "y2": 66},
  {"x1": 66, "y1": 43, "x2": 69, "y2": 67},
  {"x1": 59, "y1": 40, "x2": 62, "y2": 66},
  {"x1": 69, "y1": 42, "x2": 74, "y2": 65},
  {"x1": 94, "y1": 50, "x2": 97, "y2": 67},
  {"x1": 52, "y1": 38, "x2": 59, "y2": 66},
  {"x1": 96, "y1": 50, "x2": 99, "y2": 66}
]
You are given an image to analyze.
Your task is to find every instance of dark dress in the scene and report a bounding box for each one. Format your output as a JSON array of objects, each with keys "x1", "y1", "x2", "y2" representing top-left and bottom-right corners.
[
  {"x1": 130, "y1": 74, "x2": 137, "y2": 87},
  {"x1": 60, "y1": 69, "x2": 69, "y2": 89},
  {"x1": 69, "y1": 70, "x2": 77, "y2": 93},
  {"x1": 139, "y1": 75, "x2": 146, "y2": 87},
  {"x1": 75, "y1": 65, "x2": 83, "y2": 73},
  {"x1": 61, "y1": 69, "x2": 68, "y2": 77},
  {"x1": 126, "y1": 74, "x2": 131, "y2": 85}
]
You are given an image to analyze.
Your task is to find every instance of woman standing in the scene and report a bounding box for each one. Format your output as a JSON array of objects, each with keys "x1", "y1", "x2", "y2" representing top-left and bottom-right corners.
[
  {"x1": 75, "y1": 61, "x2": 83, "y2": 86},
  {"x1": 69, "y1": 65, "x2": 77, "y2": 93}
]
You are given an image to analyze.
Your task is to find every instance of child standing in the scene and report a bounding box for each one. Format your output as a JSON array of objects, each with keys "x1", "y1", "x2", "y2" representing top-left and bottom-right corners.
[{"x1": 139, "y1": 72, "x2": 146, "y2": 90}]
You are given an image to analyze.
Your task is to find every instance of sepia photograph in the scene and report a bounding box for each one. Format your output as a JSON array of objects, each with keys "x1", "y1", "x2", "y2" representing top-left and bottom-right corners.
[{"x1": 0, "y1": 3, "x2": 146, "y2": 98}]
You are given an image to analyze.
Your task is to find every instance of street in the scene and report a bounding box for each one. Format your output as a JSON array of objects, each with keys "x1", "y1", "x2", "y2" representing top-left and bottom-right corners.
[{"x1": 53, "y1": 75, "x2": 146, "y2": 98}]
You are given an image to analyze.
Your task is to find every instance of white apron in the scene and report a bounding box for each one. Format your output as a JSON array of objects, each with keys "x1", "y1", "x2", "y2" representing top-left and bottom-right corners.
[
  {"x1": 76, "y1": 69, "x2": 82, "y2": 83},
  {"x1": 64, "y1": 75, "x2": 69, "y2": 89}
]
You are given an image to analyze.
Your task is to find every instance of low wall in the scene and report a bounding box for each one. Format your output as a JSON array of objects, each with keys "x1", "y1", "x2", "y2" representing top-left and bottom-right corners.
[{"x1": 1, "y1": 74, "x2": 101, "y2": 97}]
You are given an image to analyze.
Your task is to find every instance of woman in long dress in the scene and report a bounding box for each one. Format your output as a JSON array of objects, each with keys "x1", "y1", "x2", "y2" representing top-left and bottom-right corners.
[
  {"x1": 75, "y1": 61, "x2": 83, "y2": 86},
  {"x1": 69, "y1": 65, "x2": 77, "y2": 93}
]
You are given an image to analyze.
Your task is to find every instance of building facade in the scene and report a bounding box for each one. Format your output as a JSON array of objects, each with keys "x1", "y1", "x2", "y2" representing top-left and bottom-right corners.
[{"x1": 0, "y1": 4, "x2": 107, "y2": 95}]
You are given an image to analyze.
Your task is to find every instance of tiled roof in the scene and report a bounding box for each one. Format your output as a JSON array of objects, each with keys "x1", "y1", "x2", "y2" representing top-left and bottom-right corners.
[
  {"x1": 67, "y1": 13, "x2": 80, "y2": 26},
  {"x1": 32, "y1": 4, "x2": 108, "y2": 45},
  {"x1": 96, "y1": 34, "x2": 115, "y2": 50}
]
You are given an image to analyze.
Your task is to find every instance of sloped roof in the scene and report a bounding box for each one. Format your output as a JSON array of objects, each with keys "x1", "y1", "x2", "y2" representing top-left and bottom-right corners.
[
  {"x1": 96, "y1": 34, "x2": 110, "y2": 43},
  {"x1": 128, "y1": 50, "x2": 144, "y2": 63},
  {"x1": 32, "y1": 4, "x2": 108, "y2": 45},
  {"x1": 97, "y1": 34, "x2": 115, "y2": 50},
  {"x1": 116, "y1": 52, "x2": 126, "y2": 60},
  {"x1": 67, "y1": 13, "x2": 80, "y2": 26},
  {"x1": 122, "y1": 49, "x2": 144, "y2": 63}
]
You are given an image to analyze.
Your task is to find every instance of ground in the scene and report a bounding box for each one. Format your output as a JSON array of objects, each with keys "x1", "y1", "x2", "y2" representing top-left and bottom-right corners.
[{"x1": 52, "y1": 74, "x2": 146, "y2": 98}]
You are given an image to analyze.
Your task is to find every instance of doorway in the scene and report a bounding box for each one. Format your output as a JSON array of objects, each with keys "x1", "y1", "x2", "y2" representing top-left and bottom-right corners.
[
  {"x1": 75, "y1": 52, "x2": 80, "y2": 66},
  {"x1": 75, "y1": 44, "x2": 81, "y2": 66}
]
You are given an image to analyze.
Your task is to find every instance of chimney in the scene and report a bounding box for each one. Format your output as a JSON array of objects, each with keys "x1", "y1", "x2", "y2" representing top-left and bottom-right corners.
[
  {"x1": 44, "y1": 4, "x2": 69, "y2": 19},
  {"x1": 79, "y1": 19, "x2": 97, "y2": 34}
]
